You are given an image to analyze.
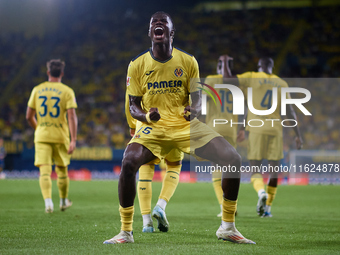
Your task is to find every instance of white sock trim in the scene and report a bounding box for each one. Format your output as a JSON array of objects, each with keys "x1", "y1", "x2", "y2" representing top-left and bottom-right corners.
[
  {"x1": 258, "y1": 189, "x2": 266, "y2": 197},
  {"x1": 221, "y1": 221, "x2": 235, "y2": 230},
  {"x1": 142, "y1": 214, "x2": 152, "y2": 226},
  {"x1": 156, "y1": 198, "x2": 167, "y2": 210},
  {"x1": 45, "y1": 198, "x2": 53, "y2": 208},
  {"x1": 60, "y1": 198, "x2": 66, "y2": 206}
]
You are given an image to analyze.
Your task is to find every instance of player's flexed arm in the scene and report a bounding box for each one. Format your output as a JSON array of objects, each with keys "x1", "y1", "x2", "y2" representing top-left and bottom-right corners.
[
  {"x1": 129, "y1": 95, "x2": 161, "y2": 124},
  {"x1": 184, "y1": 91, "x2": 201, "y2": 121}
]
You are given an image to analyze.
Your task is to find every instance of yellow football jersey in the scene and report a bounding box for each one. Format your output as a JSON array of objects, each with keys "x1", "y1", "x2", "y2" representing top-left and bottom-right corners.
[
  {"x1": 205, "y1": 74, "x2": 238, "y2": 138},
  {"x1": 126, "y1": 47, "x2": 199, "y2": 127},
  {"x1": 27, "y1": 81, "x2": 77, "y2": 143},
  {"x1": 237, "y1": 72, "x2": 289, "y2": 136}
]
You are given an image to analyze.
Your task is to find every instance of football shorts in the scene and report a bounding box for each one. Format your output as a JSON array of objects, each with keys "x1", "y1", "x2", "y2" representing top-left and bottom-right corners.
[
  {"x1": 247, "y1": 132, "x2": 283, "y2": 161},
  {"x1": 34, "y1": 142, "x2": 71, "y2": 167},
  {"x1": 129, "y1": 118, "x2": 221, "y2": 161}
]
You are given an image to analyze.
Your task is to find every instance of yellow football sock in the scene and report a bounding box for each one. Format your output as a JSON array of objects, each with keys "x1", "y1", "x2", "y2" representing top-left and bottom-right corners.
[
  {"x1": 222, "y1": 198, "x2": 237, "y2": 222},
  {"x1": 39, "y1": 165, "x2": 52, "y2": 200},
  {"x1": 251, "y1": 173, "x2": 265, "y2": 193},
  {"x1": 137, "y1": 164, "x2": 154, "y2": 215},
  {"x1": 212, "y1": 178, "x2": 223, "y2": 205},
  {"x1": 120, "y1": 205, "x2": 134, "y2": 232},
  {"x1": 266, "y1": 186, "x2": 277, "y2": 206},
  {"x1": 55, "y1": 166, "x2": 69, "y2": 199},
  {"x1": 159, "y1": 163, "x2": 181, "y2": 202},
  {"x1": 159, "y1": 159, "x2": 166, "y2": 180}
]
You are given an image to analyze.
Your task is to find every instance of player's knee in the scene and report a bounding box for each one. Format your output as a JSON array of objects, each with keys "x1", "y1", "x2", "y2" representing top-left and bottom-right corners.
[
  {"x1": 228, "y1": 151, "x2": 241, "y2": 168},
  {"x1": 122, "y1": 157, "x2": 139, "y2": 176},
  {"x1": 55, "y1": 166, "x2": 68, "y2": 177}
]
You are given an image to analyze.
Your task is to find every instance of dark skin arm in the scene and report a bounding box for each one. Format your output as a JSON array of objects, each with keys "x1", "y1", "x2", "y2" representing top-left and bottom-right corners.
[
  {"x1": 286, "y1": 103, "x2": 303, "y2": 149},
  {"x1": 219, "y1": 55, "x2": 239, "y2": 85},
  {"x1": 129, "y1": 95, "x2": 161, "y2": 122},
  {"x1": 221, "y1": 54, "x2": 247, "y2": 140},
  {"x1": 184, "y1": 90, "x2": 201, "y2": 121},
  {"x1": 236, "y1": 109, "x2": 247, "y2": 142}
]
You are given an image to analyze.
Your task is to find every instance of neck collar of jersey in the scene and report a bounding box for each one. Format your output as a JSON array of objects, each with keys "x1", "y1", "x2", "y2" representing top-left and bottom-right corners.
[{"x1": 149, "y1": 48, "x2": 173, "y2": 63}]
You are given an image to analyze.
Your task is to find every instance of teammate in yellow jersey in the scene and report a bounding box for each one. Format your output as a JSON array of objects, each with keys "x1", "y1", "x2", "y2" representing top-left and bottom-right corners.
[
  {"x1": 26, "y1": 59, "x2": 78, "y2": 213},
  {"x1": 125, "y1": 93, "x2": 183, "y2": 233},
  {"x1": 104, "y1": 11, "x2": 255, "y2": 245},
  {"x1": 205, "y1": 55, "x2": 240, "y2": 217},
  {"x1": 224, "y1": 56, "x2": 303, "y2": 217}
]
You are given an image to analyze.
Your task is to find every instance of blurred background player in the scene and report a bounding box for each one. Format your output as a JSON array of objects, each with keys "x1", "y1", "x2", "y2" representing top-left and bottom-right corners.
[
  {"x1": 204, "y1": 55, "x2": 240, "y2": 217},
  {"x1": 225, "y1": 56, "x2": 303, "y2": 217},
  {"x1": 26, "y1": 59, "x2": 78, "y2": 213},
  {"x1": 0, "y1": 137, "x2": 6, "y2": 179},
  {"x1": 125, "y1": 93, "x2": 183, "y2": 232}
]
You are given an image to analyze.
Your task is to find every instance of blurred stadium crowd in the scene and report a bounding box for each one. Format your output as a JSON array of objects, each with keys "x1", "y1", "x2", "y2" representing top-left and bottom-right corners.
[{"x1": 0, "y1": 5, "x2": 339, "y2": 150}]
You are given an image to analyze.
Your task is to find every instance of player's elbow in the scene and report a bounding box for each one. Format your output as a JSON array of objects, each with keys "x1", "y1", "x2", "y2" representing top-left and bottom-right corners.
[
  {"x1": 25, "y1": 113, "x2": 33, "y2": 123},
  {"x1": 67, "y1": 108, "x2": 77, "y2": 119}
]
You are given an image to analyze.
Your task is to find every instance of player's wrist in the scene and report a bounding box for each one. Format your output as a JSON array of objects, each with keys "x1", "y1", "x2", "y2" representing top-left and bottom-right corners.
[
  {"x1": 145, "y1": 112, "x2": 159, "y2": 123},
  {"x1": 145, "y1": 112, "x2": 152, "y2": 123}
]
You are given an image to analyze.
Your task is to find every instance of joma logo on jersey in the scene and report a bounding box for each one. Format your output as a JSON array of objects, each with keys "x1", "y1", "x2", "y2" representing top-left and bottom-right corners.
[
  {"x1": 201, "y1": 84, "x2": 312, "y2": 116},
  {"x1": 147, "y1": 80, "x2": 182, "y2": 90},
  {"x1": 174, "y1": 68, "x2": 183, "y2": 77}
]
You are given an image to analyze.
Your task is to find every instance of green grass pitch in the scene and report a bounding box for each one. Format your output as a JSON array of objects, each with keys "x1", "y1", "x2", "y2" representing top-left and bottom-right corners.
[{"x1": 1, "y1": 179, "x2": 339, "y2": 254}]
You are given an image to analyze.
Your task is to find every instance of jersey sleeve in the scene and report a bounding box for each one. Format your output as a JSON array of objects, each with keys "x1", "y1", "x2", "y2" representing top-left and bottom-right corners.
[
  {"x1": 27, "y1": 87, "x2": 37, "y2": 109},
  {"x1": 237, "y1": 71, "x2": 252, "y2": 90},
  {"x1": 65, "y1": 89, "x2": 78, "y2": 109},
  {"x1": 126, "y1": 61, "x2": 143, "y2": 97},
  {"x1": 189, "y1": 56, "x2": 200, "y2": 93},
  {"x1": 125, "y1": 92, "x2": 136, "y2": 129}
]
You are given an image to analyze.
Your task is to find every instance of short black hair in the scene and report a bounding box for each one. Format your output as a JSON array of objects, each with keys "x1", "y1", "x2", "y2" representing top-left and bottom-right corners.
[
  {"x1": 151, "y1": 11, "x2": 175, "y2": 31},
  {"x1": 46, "y1": 59, "x2": 65, "y2": 78}
]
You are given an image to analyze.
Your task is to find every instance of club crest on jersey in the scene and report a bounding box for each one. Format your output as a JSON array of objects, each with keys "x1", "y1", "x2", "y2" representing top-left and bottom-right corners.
[
  {"x1": 174, "y1": 68, "x2": 183, "y2": 77},
  {"x1": 127, "y1": 77, "x2": 131, "y2": 86}
]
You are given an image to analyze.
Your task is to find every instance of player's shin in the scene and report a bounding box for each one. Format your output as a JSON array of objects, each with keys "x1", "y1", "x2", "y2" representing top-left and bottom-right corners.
[
  {"x1": 221, "y1": 198, "x2": 237, "y2": 228},
  {"x1": 221, "y1": 174, "x2": 240, "y2": 225},
  {"x1": 158, "y1": 163, "x2": 181, "y2": 209},
  {"x1": 55, "y1": 166, "x2": 69, "y2": 199},
  {"x1": 137, "y1": 164, "x2": 154, "y2": 226},
  {"x1": 251, "y1": 173, "x2": 265, "y2": 195},
  {"x1": 39, "y1": 165, "x2": 52, "y2": 200},
  {"x1": 119, "y1": 205, "x2": 134, "y2": 232},
  {"x1": 212, "y1": 171, "x2": 223, "y2": 206},
  {"x1": 266, "y1": 186, "x2": 277, "y2": 207}
]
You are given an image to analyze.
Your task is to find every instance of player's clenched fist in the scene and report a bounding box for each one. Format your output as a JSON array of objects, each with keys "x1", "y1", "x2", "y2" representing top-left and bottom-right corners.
[
  {"x1": 146, "y1": 108, "x2": 161, "y2": 123},
  {"x1": 183, "y1": 105, "x2": 199, "y2": 121}
]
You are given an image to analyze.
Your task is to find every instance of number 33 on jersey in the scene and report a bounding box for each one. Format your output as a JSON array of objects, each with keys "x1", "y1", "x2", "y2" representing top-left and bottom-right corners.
[{"x1": 27, "y1": 81, "x2": 77, "y2": 143}]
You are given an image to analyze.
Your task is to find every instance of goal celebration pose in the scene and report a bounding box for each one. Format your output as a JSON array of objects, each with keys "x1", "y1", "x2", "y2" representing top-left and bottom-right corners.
[{"x1": 103, "y1": 12, "x2": 254, "y2": 244}]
